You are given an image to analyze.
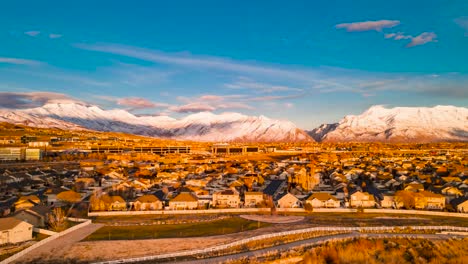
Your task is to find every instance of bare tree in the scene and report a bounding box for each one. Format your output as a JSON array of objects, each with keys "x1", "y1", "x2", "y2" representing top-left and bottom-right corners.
[{"x1": 48, "y1": 207, "x2": 68, "y2": 232}]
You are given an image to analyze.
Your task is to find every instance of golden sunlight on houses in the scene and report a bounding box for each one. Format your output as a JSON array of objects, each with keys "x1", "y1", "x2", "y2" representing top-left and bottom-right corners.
[
  {"x1": 244, "y1": 192, "x2": 264, "y2": 208},
  {"x1": 212, "y1": 189, "x2": 240, "y2": 208},
  {"x1": 305, "y1": 193, "x2": 340, "y2": 208},
  {"x1": 132, "y1": 194, "x2": 163, "y2": 210},
  {"x1": 169, "y1": 192, "x2": 198, "y2": 210},
  {"x1": 14, "y1": 195, "x2": 41, "y2": 210},
  {"x1": 0, "y1": 217, "x2": 33, "y2": 245},
  {"x1": 414, "y1": 191, "x2": 446, "y2": 210},
  {"x1": 349, "y1": 191, "x2": 375, "y2": 208},
  {"x1": 276, "y1": 192, "x2": 301, "y2": 208}
]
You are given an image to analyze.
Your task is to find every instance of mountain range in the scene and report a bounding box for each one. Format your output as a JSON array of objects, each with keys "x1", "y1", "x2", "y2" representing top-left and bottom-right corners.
[{"x1": 0, "y1": 103, "x2": 466, "y2": 143}]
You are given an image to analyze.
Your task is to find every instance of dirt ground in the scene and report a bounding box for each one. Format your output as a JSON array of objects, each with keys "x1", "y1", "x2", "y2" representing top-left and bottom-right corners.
[
  {"x1": 240, "y1": 214, "x2": 305, "y2": 223},
  {"x1": 48, "y1": 222, "x2": 311, "y2": 262}
]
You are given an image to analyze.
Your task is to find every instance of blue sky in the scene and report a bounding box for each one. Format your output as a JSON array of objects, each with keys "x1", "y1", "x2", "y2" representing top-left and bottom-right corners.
[{"x1": 0, "y1": 0, "x2": 467, "y2": 129}]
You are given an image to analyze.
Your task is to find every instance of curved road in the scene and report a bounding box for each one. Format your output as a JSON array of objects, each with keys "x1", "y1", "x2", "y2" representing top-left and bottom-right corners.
[{"x1": 165, "y1": 233, "x2": 463, "y2": 264}]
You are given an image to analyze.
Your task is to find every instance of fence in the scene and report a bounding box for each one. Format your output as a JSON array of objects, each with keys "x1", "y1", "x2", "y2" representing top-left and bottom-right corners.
[
  {"x1": 32, "y1": 228, "x2": 57, "y2": 236},
  {"x1": 0, "y1": 218, "x2": 92, "y2": 264},
  {"x1": 92, "y1": 225, "x2": 468, "y2": 264},
  {"x1": 88, "y1": 208, "x2": 271, "y2": 217},
  {"x1": 88, "y1": 207, "x2": 468, "y2": 218}
]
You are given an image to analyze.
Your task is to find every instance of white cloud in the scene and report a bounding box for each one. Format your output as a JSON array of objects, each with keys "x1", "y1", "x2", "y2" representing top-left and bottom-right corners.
[
  {"x1": 0, "y1": 91, "x2": 83, "y2": 109},
  {"x1": 75, "y1": 43, "x2": 322, "y2": 81},
  {"x1": 169, "y1": 102, "x2": 216, "y2": 113},
  {"x1": 49, "y1": 34, "x2": 63, "y2": 39},
  {"x1": 406, "y1": 32, "x2": 437, "y2": 47},
  {"x1": 225, "y1": 80, "x2": 303, "y2": 93},
  {"x1": 454, "y1": 17, "x2": 468, "y2": 36},
  {"x1": 384, "y1": 32, "x2": 412, "y2": 40},
  {"x1": 117, "y1": 97, "x2": 169, "y2": 110},
  {"x1": 24, "y1": 31, "x2": 40, "y2": 37},
  {"x1": 0, "y1": 57, "x2": 43, "y2": 66},
  {"x1": 336, "y1": 20, "x2": 400, "y2": 32},
  {"x1": 384, "y1": 31, "x2": 437, "y2": 47}
]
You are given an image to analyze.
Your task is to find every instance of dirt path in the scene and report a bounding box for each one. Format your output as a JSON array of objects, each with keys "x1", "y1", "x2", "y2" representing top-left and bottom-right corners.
[
  {"x1": 24, "y1": 222, "x2": 310, "y2": 263},
  {"x1": 12, "y1": 223, "x2": 103, "y2": 264}
]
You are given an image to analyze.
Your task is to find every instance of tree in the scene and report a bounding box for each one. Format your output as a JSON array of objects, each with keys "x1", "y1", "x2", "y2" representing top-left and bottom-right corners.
[
  {"x1": 395, "y1": 191, "x2": 415, "y2": 209},
  {"x1": 57, "y1": 190, "x2": 82, "y2": 204},
  {"x1": 48, "y1": 207, "x2": 68, "y2": 232}
]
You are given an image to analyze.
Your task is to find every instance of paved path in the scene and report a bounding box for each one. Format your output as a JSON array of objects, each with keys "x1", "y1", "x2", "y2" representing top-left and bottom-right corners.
[
  {"x1": 169, "y1": 233, "x2": 462, "y2": 264},
  {"x1": 12, "y1": 223, "x2": 103, "y2": 264}
]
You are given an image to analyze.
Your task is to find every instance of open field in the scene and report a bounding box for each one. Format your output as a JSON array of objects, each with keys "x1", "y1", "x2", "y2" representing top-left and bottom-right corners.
[
  {"x1": 84, "y1": 217, "x2": 271, "y2": 241},
  {"x1": 304, "y1": 213, "x2": 468, "y2": 227},
  {"x1": 273, "y1": 237, "x2": 468, "y2": 264}
]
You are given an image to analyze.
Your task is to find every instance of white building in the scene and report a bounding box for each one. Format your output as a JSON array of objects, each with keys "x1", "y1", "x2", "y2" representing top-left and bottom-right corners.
[{"x1": 0, "y1": 217, "x2": 33, "y2": 245}]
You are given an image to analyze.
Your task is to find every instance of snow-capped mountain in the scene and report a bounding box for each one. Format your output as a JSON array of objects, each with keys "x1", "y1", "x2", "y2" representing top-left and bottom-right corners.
[
  {"x1": 0, "y1": 102, "x2": 312, "y2": 142},
  {"x1": 308, "y1": 105, "x2": 468, "y2": 142}
]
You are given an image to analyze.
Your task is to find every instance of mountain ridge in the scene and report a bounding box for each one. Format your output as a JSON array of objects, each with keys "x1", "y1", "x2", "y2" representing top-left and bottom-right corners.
[
  {"x1": 307, "y1": 105, "x2": 468, "y2": 143},
  {"x1": 0, "y1": 102, "x2": 312, "y2": 142}
]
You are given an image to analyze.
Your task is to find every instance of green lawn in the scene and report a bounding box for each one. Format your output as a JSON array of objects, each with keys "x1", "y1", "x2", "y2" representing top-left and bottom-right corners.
[{"x1": 84, "y1": 217, "x2": 270, "y2": 241}]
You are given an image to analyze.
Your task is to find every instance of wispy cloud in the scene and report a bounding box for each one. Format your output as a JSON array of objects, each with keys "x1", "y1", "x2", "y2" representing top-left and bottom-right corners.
[
  {"x1": 49, "y1": 33, "x2": 62, "y2": 39},
  {"x1": 0, "y1": 57, "x2": 44, "y2": 66},
  {"x1": 384, "y1": 32, "x2": 412, "y2": 40},
  {"x1": 75, "y1": 43, "x2": 358, "y2": 93},
  {"x1": 169, "y1": 102, "x2": 216, "y2": 113},
  {"x1": 384, "y1": 31, "x2": 437, "y2": 47},
  {"x1": 169, "y1": 94, "x2": 254, "y2": 113},
  {"x1": 117, "y1": 97, "x2": 169, "y2": 110},
  {"x1": 406, "y1": 32, "x2": 437, "y2": 47},
  {"x1": 336, "y1": 20, "x2": 400, "y2": 32},
  {"x1": 24, "y1": 31, "x2": 40, "y2": 37},
  {"x1": 75, "y1": 43, "x2": 321, "y2": 81},
  {"x1": 10, "y1": 68, "x2": 110, "y2": 87},
  {"x1": 107, "y1": 62, "x2": 173, "y2": 87},
  {"x1": 225, "y1": 79, "x2": 303, "y2": 93},
  {"x1": 454, "y1": 17, "x2": 468, "y2": 36},
  {"x1": 0, "y1": 91, "x2": 83, "y2": 109}
]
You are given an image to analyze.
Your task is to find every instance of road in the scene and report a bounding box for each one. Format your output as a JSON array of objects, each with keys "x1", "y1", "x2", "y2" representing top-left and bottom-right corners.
[
  {"x1": 0, "y1": 161, "x2": 79, "y2": 168},
  {"x1": 170, "y1": 233, "x2": 463, "y2": 264},
  {"x1": 11, "y1": 223, "x2": 103, "y2": 264}
]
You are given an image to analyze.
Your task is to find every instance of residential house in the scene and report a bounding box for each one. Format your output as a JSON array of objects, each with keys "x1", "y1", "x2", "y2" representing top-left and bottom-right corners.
[
  {"x1": 13, "y1": 205, "x2": 51, "y2": 228},
  {"x1": 0, "y1": 217, "x2": 33, "y2": 245},
  {"x1": 451, "y1": 197, "x2": 468, "y2": 213},
  {"x1": 404, "y1": 183, "x2": 424, "y2": 192},
  {"x1": 244, "y1": 192, "x2": 264, "y2": 207},
  {"x1": 350, "y1": 191, "x2": 375, "y2": 208},
  {"x1": 276, "y1": 192, "x2": 300, "y2": 208},
  {"x1": 44, "y1": 187, "x2": 70, "y2": 206},
  {"x1": 212, "y1": 189, "x2": 240, "y2": 208},
  {"x1": 105, "y1": 195, "x2": 127, "y2": 211},
  {"x1": 414, "y1": 191, "x2": 445, "y2": 210},
  {"x1": 441, "y1": 186, "x2": 463, "y2": 197},
  {"x1": 169, "y1": 192, "x2": 198, "y2": 210},
  {"x1": 14, "y1": 195, "x2": 41, "y2": 210},
  {"x1": 91, "y1": 194, "x2": 127, "y2": 211},
  {"x1": 306, "y1": 193, "x2": 340, "y2": 208},
  {"x1": 380, "y1": 195, "x2": 395, "y2": 208},
  {"x1": 133, "y1": 194, "x2": 163, "y2": 211}
]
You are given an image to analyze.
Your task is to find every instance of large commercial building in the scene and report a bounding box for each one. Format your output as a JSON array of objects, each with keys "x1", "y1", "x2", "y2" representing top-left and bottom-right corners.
[
  {"x1": 25, "y1": 148, "x2": 43, "y2": 160},
  {"x1": 0, "y1": 148, "x2": 23, "y2": 161},
  {"x1": 0, "y1": 148, "x2": 43, "y2": 161},
  {"x1": 90, "y1": 146, "x2": 191, "y2": 154},
  {"x1": 211, "y1": 144, "x2": 259, "y2": 155}
]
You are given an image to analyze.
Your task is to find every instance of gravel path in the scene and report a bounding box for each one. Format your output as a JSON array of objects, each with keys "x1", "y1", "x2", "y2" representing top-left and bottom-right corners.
[{"x1": 12, "y1": 223, "x2": 104, "y2": 264}]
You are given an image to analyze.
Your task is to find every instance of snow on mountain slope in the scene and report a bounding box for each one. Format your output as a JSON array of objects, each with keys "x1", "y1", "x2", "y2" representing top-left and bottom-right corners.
[
  {"x1": 309, "y1": 105, "x2": 468, "y2": 142},
  {"x1": 0, "y1": 103, "x2": 312, "y2": 142}
]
